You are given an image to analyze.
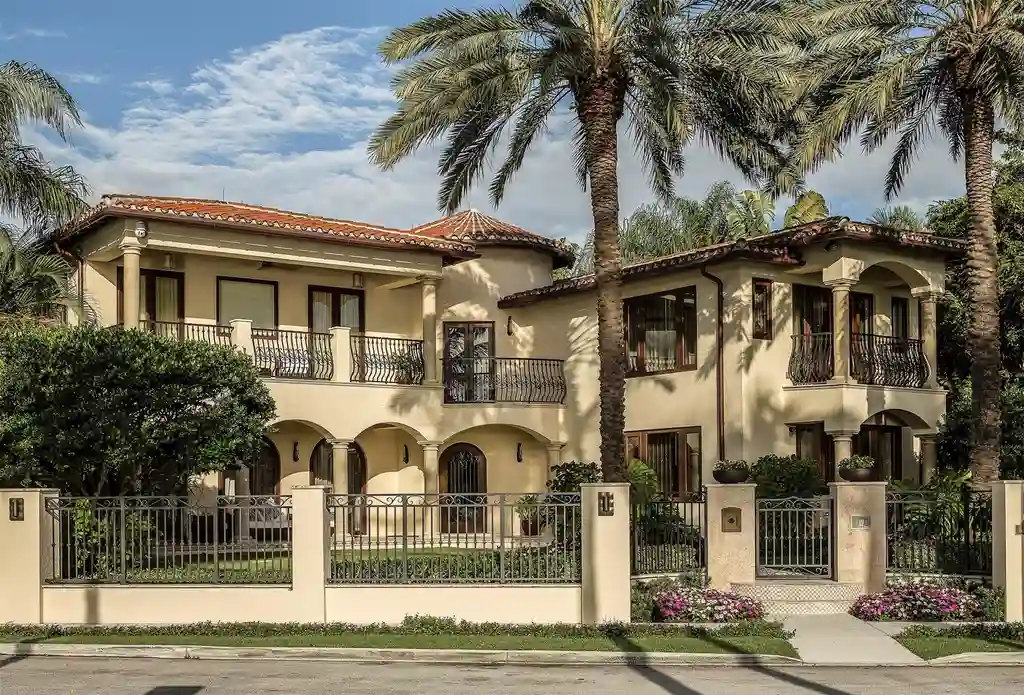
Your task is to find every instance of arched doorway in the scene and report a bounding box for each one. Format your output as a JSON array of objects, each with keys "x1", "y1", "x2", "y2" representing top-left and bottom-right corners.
[
  {"x1": 440, "y1": 443, "x2": 487, "y2": 533},
  {"x1": 855, "y1": 411, "x2": 908, "y2": 481},
  {"x1": 309, "y1": 439, "x2": 368, "y2": 493},
  {"x1": 251, "y1": 437, "x2": 281, "y2": 496}
]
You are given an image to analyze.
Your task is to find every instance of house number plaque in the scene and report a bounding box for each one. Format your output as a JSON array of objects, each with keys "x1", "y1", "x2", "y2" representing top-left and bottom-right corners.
[{"x1": 597, "y1": 491, "x2": 615, "y2": 516}]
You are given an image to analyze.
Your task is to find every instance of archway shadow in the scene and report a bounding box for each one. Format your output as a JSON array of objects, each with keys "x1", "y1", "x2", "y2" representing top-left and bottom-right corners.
[{"x1": 606, "y1": 632, "x2": 855, "y2": 695}]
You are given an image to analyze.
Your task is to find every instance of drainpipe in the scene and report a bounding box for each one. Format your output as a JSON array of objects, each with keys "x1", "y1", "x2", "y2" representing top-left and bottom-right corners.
[{"x1": 700, "y1": 265, "x2": 725, "y2": 462}]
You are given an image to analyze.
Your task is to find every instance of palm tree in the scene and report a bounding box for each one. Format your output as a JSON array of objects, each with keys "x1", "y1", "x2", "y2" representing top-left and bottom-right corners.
[
  {"x1": 1, "y1": 61, "x2": 88, "y2": 225},
  {"x1": 781, "y1": 0, "x2": 1020, "y2": 483},
  {"x1": 368, "y1": 1, "x2": 794, "y2": 481},
  {"x1": 0, "y1": 222, "x2": 80, "y2": 321},
  {"x1": 784, "y1": 190, "x2": 829, "y2": 227},
  {"x1": 869, "y1": 205, "x2": 924, "y2": 232}
]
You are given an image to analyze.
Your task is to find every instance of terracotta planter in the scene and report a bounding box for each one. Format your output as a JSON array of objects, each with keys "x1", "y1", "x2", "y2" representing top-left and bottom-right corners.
[
  {"x1": 712, "y1": 468, "x2": 749, "y2": 484},
  {"x1": 839, "y1": 467, "x2": 875, "y2": 482}
]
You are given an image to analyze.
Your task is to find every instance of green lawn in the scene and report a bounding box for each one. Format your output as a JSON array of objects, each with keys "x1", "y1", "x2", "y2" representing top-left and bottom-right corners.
[
  {"x1": 897, "y1": 636, "x2": 1024, "y2": 660},
  {"x1": 0, "y1": 632, "x2": 795, "y2": 656}
]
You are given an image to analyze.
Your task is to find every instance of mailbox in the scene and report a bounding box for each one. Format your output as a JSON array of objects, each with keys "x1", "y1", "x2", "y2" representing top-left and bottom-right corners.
[{"x1": 721, "y1": 506, "x2": 741, "y2": 532}]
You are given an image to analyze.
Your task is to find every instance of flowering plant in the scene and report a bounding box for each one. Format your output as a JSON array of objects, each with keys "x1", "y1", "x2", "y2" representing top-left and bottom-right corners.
[
  {"x1": 837, "y1": 454, "x2": 876, "y2": 470},
  {"x1": 653, "y1": 587, "x2": 765, "y2": 623},
  {"x1": 714, "y1": 459, "x2": 749, "y2": 472},
  {"x1": 850, "y1": 585, "x2": 980, "y2": 621}
]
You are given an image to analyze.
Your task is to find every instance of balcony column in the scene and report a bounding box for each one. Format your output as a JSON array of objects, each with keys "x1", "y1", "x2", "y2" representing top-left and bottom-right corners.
[
  {"x1": 826, "y1": 279, "x2": 856, "y2": 383},
  {"x1": 329, "y1": 326, "x2": 352, "y2": 383},
  {"x1": 546, "y1": 443, "x2": 563, "y2": 480},
  {"x1": 330, "y1": 439, "x2": 351, "y2": 541},
  {"x1": 229, "y1": 319, "x2": 254, "y2": 356},
  {"x1": 421, "y1": 278, "x2": 439, "y2": 385},
  {"x1": 918, "y1": 434, "x2": 938, "y2": 484},
  {"x1": 915, "y1": 290, "x2": 940, "y2": 389},
  {"x1": 120, "y1": 242, "x2": 142, "y2": 329},
  {"x1": 420, "y1": 441, "x2": 441, "y2": 539}
]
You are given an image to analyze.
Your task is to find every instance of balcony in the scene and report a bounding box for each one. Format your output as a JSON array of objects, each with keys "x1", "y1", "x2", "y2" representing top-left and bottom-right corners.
[
  {"x1": 787, "y1": 332, "x2": 929, "y2": 388},
  {"x1": 442, "y1": 357, "x2": 567, "y2": 405},
  {"x1": 145, "y1": 320, "x2": 233, "y2": 346},
  {"x1": 350, "y1": 334, "x2": 425, "y2": 385}
]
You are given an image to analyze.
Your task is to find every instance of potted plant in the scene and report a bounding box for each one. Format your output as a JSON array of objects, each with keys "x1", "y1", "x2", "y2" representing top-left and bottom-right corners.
[
  {"x1": 712, "y1": 459, "x2": 750, "y2": 484},
  {"x1": 838, "y1": 455, "x2": 876, "y2": 482},
  {"x1": 515, "y1": 494, "x2": 544, "y2": 536}
]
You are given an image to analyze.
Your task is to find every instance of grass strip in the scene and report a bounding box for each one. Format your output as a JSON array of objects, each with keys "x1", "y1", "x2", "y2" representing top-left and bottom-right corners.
[
  {"x1": 897, "y1": 637, "x2": 1024, "y2": 660},
  {"x1": 0, "y1": 632, "x2": 795, "y2": 656}
]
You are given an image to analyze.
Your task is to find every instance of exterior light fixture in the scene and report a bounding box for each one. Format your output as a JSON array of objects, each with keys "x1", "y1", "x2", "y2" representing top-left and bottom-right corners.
[
  {"x1": 352, "y1": 272, "x2": 364, "y2": 289},
  {"x1": 403, "y1": 445, "x2": 409, "y2": 464},
  {"x1": 516, "y1": 442, "x2": 523, "y2": 463},
  {"x1": 292, "y1": 442, "x2": 299, "y2": 462},
  {"x1": 507, "y1": 316, "x2": 514, "y2": 336}
]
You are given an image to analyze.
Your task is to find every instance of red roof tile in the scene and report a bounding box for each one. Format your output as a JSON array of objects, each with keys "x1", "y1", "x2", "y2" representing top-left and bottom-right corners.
[
  {"x1": 411, "y1": 210, "x2": 575, "y2": 268},
  {"x1": 62, "y1": 194, "x2": 477, "y2": 259}
]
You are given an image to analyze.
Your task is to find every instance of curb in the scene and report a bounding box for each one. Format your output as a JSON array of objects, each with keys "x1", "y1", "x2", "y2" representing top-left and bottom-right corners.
[
  {"x1": 0, "y1": 642, "x2": 800, "y2": 666},
  {"x1": 930, "y1": 651, "x2": 1024, "y2": 666}
]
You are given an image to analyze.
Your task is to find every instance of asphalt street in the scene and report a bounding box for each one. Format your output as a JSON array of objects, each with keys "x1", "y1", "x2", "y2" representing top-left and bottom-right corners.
[{"x1": 0, "y1": 657, "x2": 1022, "y2": 695}]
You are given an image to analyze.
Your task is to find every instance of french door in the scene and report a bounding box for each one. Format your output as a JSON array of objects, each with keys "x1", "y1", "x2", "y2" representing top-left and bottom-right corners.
[{"x1": 443, "y1": 322, "x2": 495, "y2": 403}]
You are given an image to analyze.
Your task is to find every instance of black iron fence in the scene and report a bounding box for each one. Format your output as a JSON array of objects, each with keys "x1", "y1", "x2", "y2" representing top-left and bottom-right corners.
[
  {"x1": 756, "y1": 496, "x2": 833, "y2": 578},
  {"x1": 886, "y1": 489, "x2": 993, "y2": 576},
  {"x1": 252, "y1": 328, "x2": 333, "y2": 380},
  {"x1": 146, "y1": 320, "x2": 233, "y2": 346},
  {"x1": 443, "y1": 357, "x2": 566, "y2": 404},
  {"x1": 44, "y1": 495, "x2": 293, "y2": 584},
  {"x1": 325, "y1": 493, "x2": 581, "y2": 584},
  {"x1": 787, "y1": 333, "x2": 833, "y2": 384},
  {"x1": 350, "y1": 334, "x2": 425, "y2": 385},
  {"x1": 851, "y1": 333, "x2": 929, "y2": 388},
  {"x1": 629, "y1": 494, "x2": 706, "y2": 576}
]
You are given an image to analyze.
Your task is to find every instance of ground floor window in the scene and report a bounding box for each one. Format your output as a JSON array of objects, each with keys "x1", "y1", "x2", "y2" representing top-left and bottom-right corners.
[
  {"x1": 792, "y1": 422, "x2": 835, "y2": 481},
  {"x1": 625, "y1": 427, "x2": 701, "y2": 499}
]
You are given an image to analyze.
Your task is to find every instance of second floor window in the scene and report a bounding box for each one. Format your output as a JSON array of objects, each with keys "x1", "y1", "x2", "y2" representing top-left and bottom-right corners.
[
  {"x1": 625, "y1": 287, "x2": 697, "y2": 375},
  {"x1": 753, "y1": 278, "x2": 773, "y2": 340},
  {"x1": 443, "y1": 322, "x2": 496, "y2": 403},
  {"x1": 891, "y1": 297, "x2": 909, "y2": 340},
  {"x1": 309, "y1": 287, "x2": 363, "y2": 333}
]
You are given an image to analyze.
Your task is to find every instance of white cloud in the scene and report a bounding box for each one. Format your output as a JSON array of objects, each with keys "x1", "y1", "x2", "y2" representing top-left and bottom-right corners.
[
  {"x1": 32, "y1": 25, "x2": 969, "y2": 243},
  {"x1": 63, "y1": 72, "x2": 104, "y2": 85},
  {"x1": 1, "y1": 27, "x2": 67, "y2": 40}
]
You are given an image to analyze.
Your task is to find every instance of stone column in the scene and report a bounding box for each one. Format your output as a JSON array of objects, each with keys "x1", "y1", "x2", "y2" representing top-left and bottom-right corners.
[
  {"x1": 705, "y1": 483, "x2": 757, "y2": 590},
  {"x1": 229, "y1": 318, "x2": 254, "y2": 356},
  {"x1": 580, "y1": 482, "x2": 630, "y2": 624},
  {"x1": 421, "y1": 442, "x2": 441, "y2": 539},
  {"x1": 330, "y1": 439, "x2": 351, "y2": 541},
  {"x1": 546, "y1": 443, "x2": 563, "y2": 477},
  {"x1": 830, "y1": 482, "x2": 887, "y2": 592},
  {"x1": 992, "y1": 481, "x2": 1024, "y2": 622},
  {"x1": 918, "y1": 434, "x2": 938, "y2": 484},
  {"x1": 289, "y1": 485, "x2": 329, "y2": 622},
  {"x1": 421, "y1": 278, "x2": 439, "y2": 385},
  {"x1": 329, "y1": 326, "x2": 352, "y2": 383},
  {"x1": 917, "y1": 291, "x2": 940, "y2": 389},
  {"x1": 826, "y1": 280, "x2": 855, "y2": 383},
  {"x1": 120, "y1": 244, "x2": 142, "y2": 329},
  {"x1": 236, "y1": 465, "x2": 251, "y2": 542},
  {"x1": 830, "y1": 431, "x2": 856, "y2": 481}
]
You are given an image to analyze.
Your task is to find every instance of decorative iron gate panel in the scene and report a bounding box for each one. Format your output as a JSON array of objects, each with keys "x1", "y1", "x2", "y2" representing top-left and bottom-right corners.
[{"x1": 756, "y1": 496, "x2": 833, "y2": 578}]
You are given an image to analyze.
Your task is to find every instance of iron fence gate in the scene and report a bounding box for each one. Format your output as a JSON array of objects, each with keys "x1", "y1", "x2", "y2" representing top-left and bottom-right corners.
[
  {"x1": 756, "y1": 496, "x2": 833, "y2": 578},
  {"x1": 629, "y1": 493, "x2": 707, "y2": 579}
]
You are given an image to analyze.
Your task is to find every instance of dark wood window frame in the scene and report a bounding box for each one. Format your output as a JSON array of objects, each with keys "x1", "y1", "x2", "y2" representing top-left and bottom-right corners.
[
  {"x1": 625, "y1": 426, "x2": 702, "y2": 499},
  {"x1": 624, "y1": 286, "x2": 697, "y2": 377},
  {"x1": 442, "y1": 321, "x2": 497, "y2": 403},
  {"x1": 791, "y1": 421, "x2": 835, "y2": 482},
  {"x1": 793, "y1": 284, "x2": 833, "y2": 334},
  {"x1": 891, "y1": 296, "x2": 910, "y2": 340},
  {"x1": 307, "y1": 285, "x2": 365, "y2": 333},
  {"x1": 116, "y1": 267, "x2": 185, "y2": 325},
  {"x1": 850, "y1": 291, "x2": 875, "y2": 334},
  {"x1": 752, "y1": 278, "x2": 774, "y2": 340},
  {"x1": 215, "y1": 276, "x2": 280, "y2": 328}
]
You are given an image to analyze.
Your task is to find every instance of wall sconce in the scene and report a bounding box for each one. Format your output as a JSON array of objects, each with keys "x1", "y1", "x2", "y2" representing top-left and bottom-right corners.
[
  {"x1": 403, "y1": 445, "x2": 409, "y2": 464},
  {"x1": 506, "y1": 316, "x2": 514, "y2": 336},
  {"x1": 292, "y1": 442, "x2": 300, "y2": 462},
  {"x1": 352, "y1": 272, "x2": 364, "y2": 289},
  {"x1": 516, "y1": 442, "x2": 523, "y2": 463}
]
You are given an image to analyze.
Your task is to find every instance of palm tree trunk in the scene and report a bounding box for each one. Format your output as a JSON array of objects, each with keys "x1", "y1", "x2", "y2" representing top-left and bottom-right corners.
[
  {"x1": 580, "y1": 82, "x2": 627, "y2": 483},
  {"x1": 963, "y1": 94, "x2": 1001, "y2": 484}
]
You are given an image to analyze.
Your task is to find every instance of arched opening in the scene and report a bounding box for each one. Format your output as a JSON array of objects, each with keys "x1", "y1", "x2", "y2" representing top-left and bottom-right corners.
[
  {"x1": 440, "y1": 443, "x2": 488, "y2": 533},
  {"x1": 251, "y1": 437, "x2": 281, "y2": 496},
  {"x1": 309, "y1": 439, "x2": 368, "y2": 494}
]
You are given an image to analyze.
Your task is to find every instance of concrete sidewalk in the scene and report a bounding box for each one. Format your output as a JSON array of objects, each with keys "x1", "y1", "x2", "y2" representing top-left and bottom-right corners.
[{"x1": 782, "y1": 614, "x2": 925, "y2": 665}]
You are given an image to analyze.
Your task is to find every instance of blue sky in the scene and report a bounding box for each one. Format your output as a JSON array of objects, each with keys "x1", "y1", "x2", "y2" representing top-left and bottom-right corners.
[{"x1": 4, "y1": 2, "x2": 967, "y2": 241}]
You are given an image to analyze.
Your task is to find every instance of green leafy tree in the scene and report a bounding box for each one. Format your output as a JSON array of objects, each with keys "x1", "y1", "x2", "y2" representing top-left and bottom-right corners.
[
  {"x1": 0, "y1": 322, "x2": 277, "y2": 495},
  {"x1": 367, "y1": 1, "x2": 794, "y2": 481},
  {"x1": 782, "y1": 0, "x2": 1022, "y2": 483}
]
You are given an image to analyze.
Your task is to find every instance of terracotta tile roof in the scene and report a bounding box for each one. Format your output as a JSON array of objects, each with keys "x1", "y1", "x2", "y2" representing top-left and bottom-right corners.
[
  {"x1": 410, "y1": 209, "x2": 576, "y2": 268},
  {"x1": 497, "y1": 217, "x2": 966, "y2": 308},
  {"x1": 61, "y1": 194, "x2": 477, "y2": 260}
]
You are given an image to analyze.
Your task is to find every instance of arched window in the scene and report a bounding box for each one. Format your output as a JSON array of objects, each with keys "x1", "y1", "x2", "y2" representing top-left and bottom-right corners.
[
  {"x1": 439, "y1": 443, "x2": 487, "y2": 533},
  {"x1": 309, "y1": 439, "x2": 367, "y2": 493}
]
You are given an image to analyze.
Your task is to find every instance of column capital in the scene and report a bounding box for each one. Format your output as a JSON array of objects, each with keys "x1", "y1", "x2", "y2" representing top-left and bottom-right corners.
[
  {"x1": 826, "y1": 430, "x2": 858, "y2": 439},
  {"x1": 915, "y1": 432, "x2": 939, "y2": 442},
  {"x1": 824, "y1": 278, "x2": 856, "y2": 290},
  {"x1": 417, "y1": 440, "x2": 443, "y2": 451},
  {"x1": 327, "y1": 439, "x2": 353, "y2": 448},
  {"x1": 911, "y1": 287, "x2": 944, "y2": 301},
  {"x1": 419, "y1": 276, "x2": 440, "y2": 288},
  {"x1": 119, "y1": 241, "x2": 143, "y2": 255},
  {"x1": 545, "y1": 442, "x2": 565, "y2": 452}
]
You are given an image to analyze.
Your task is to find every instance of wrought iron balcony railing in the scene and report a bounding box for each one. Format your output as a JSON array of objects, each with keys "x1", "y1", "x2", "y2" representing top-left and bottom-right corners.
[
  {"x1": 146, "y1": 320, "x2": 233, "y2": 346},
  {"x1": 350, "y1": 334, "x2": 425, "y2": 385},
  {"x1": 787, "y1": 333, "x2": 834, "y2": 384},
  {"x1": 443, "y1": 357, "x2": 566, "y2": 404},
  {"x1": 252, "y1": 328, "x2": 333, "y2": 380},
  {"x1": 851, "y1": 333, "x2": 929, "y2": 388}
]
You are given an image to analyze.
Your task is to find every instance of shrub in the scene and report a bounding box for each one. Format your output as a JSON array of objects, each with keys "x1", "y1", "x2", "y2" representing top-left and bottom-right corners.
[
  {"x1": 654, "y1": 586, "x2": 765, "y2": 623},
  {"x1": 714, "y1": 459, "x2": 749, "y2": 471},
  {"x1": 838, "y1": 454, "x2": 875, "y2": 470},
  {"x1": 751, "y1": 454, "x2": 825, "y2": 498},
  {"x1": 331, "y1": 548, "x2": 579, "y2": 583},
  {"x1": 627, "y1": 459, "x2": 660, "y2": 504},
  {"x1": 631, "y1": 576, "x2": 693, "y2": 621},
  {"x1": 546, "y1": 461, "x2": 601, "y2": 493},
  {"x1": 850, "y1": 585, "x2": 981, "y2": 621}
]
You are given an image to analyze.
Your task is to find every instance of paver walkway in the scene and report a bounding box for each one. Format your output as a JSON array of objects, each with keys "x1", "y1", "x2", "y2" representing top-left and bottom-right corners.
[{"x1": 782, "y1": 614, "x2": 925, "y2": 665}]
